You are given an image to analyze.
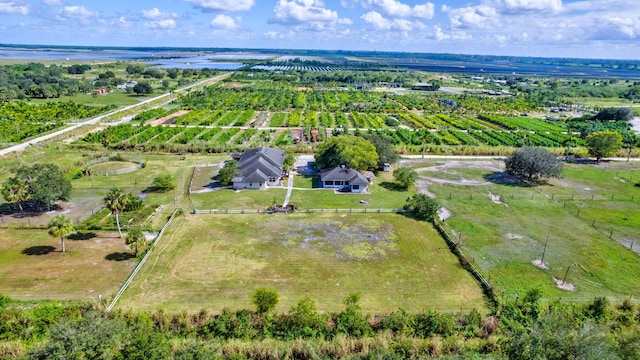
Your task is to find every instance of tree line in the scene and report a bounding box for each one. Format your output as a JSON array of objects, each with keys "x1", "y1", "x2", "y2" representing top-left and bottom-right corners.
[{"x1": 0, "y1": 289, "x2": 638, "y2": 359}]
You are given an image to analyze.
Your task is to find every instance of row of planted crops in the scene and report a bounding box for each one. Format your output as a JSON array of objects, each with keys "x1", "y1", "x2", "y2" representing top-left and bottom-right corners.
[{"x1": 75, "y1": 119, "x2": 578, "y2": 152}]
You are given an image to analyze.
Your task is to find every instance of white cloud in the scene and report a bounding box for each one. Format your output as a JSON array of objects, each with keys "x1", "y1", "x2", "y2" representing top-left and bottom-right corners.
[
  {"x1": 496, "y1": 0, "x2": 562, "y2": 12},
  {"x1": 590, "y1": 16, "x2": 640, "y2": 40},
  {"x1": 111, "y1": 16, "x2": 132, "y2": 29},
  {"x1": 144, "y1": 19, "x2": 177, "y2": 29},
  {"x1": 269, "y1": 0, "x2": 339, "y2": 25},
  {"x1": 0, "y1": 1, "x2": 29, "y2": 15},
  {"x1": 142, "y1": 8, "x2": 178, "y2": 20},
  {"x1": 185, "y1": 0, "x2": 254, "y2": 12},
  {"x1": 444, "y1": 5, "x2": 498, "y2": 29},
  {"x1": 42, "y1": 0, "x2": 60, "y2": 5},
  {"x1": 363, "y1": 0, "x2": 434, "y2": 19},
  {"x1": 57, "y1": 5, "x2": 98, "y2": 23},
  {"x1": 210, "y1": 14, "x2": 241, "y2": 30},
  {"x1": 361, "y1": 11, "x2": 421, "y2": 31}
]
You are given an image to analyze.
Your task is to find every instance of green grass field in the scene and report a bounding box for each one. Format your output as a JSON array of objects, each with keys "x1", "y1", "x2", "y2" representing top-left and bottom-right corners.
[
  {"x1": 116, "y1": 213, "x2": 488, "y2": 314},
  {"x1": 409, "y1": 159, "x2": 640, "y2": 303},
  {"x1": 0, "y1": 229, "x2": 134, "y2": 300}
]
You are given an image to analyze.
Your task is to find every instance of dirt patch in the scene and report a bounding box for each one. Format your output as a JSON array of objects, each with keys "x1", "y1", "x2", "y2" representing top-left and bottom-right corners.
[
  {"x1": 412, "y1": 160, "x2": 504, "y2": 173},
  {"x1": 437, "y1": 207, "x2": 451, "y2": 221},
  {"x1": 488, "y1": 192, "x2": 508, "y2": 207},
  {"x1": 415, "y1": 180, "x2": 436, "y2": 198},
  {"x1": 269, "y1": 219, "x2": 398, "y2": 261},
  {"x1": 630, "y1": 116, "x2": 640, "y2": 134},
  {"x1": 148, "y1": 110, "x2": 190, "y2": 126},
  {"x1": 220, "y1": 82, "x2": 247, "y2": 88},
  {"x1": 531, "y1": 259, "x2": 549, "y2": 270},
  {"x1": 554, "y1": 277, "x2": 575, "y2": 291},
  {"x1": 297, "y1": 87, "x2": 312, "y2": 91}
]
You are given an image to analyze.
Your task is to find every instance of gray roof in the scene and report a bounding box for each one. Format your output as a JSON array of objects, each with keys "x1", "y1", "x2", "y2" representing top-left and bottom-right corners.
[
  {"x1": 319, "y1": 167, "x2": 369, "y2": 186},
  {"x1": 235, "y1": 147, "x2": 284, "y2": 182}
]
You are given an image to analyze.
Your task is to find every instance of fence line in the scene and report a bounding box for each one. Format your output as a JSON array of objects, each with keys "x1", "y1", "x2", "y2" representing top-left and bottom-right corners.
[
  {"x1": 107, "y1": 209, "x2": 178, "y2": 312},
  {"x1": 193, "y1": 208, "x2": 409, "y2": 215},
  {"x1": 433, "y1": 218, "x2": 496, "y2": 303}
]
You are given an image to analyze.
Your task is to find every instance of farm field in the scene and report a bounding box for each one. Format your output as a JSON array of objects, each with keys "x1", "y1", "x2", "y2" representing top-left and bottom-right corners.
[
  {"x1": 405, "y1": 158, "x2": 640, "y2": 303},
  {"x1": 117, "y1": 213, "x2": 488, "y2": 313},
  {"x1": 0, "y1": 229, "x2": 135, "y2": 300}
]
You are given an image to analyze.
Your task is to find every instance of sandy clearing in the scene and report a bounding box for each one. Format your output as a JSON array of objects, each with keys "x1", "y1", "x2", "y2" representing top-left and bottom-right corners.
[
  {"x1": 554, "y1": 277, "x2": 575, "y2": 291},
  {"x1": 630, "y1": 116, "x2": 640, "y2": 134}
]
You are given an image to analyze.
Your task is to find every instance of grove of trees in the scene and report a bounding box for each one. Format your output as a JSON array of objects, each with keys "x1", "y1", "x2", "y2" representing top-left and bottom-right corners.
[{"x1": 314, "y1": 136, "x2": 378, "y2": 171}]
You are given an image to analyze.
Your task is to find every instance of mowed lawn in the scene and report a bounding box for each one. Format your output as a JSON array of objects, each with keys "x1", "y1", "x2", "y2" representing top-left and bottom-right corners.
[
  {"x1": 117, "y1": 213, "x2": 487, "y2": 313},
  {"x1": 411, "y1": 159, "x2": 640, "y2": 303},
  {"x1": 0, "y1": 229, "x2": 136, "y2": 300}
]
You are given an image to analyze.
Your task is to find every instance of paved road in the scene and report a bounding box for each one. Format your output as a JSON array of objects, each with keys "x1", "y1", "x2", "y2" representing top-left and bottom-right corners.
[{"x1": 0, "y1": 73, "x2": 231, "y2": 157}]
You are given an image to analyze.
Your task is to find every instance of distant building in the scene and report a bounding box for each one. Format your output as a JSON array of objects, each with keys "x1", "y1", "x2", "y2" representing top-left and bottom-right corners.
[
  {"x1": 412, "y1": 82, "x2": 435, "y2": 91},
  {"x1": 116, "y1": 80, "x2": 138, "y2": 90},
  {"x1": 232, "y1": 147, "x2": 285, "y2": 190}
]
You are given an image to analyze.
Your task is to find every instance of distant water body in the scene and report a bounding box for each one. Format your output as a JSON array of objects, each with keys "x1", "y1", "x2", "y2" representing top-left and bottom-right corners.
[{"x1": 0, "y1": 48, "x2": 274, "y2": 70}]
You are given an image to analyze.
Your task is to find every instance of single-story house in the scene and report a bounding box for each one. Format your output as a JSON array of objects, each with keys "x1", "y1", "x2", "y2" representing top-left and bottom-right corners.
[
  {"x1": 232, "y1": 147, "x2": 285, "y2": 190},
  {"x1": 319, "y1": 166, "x2": 370, "y2": 193}
]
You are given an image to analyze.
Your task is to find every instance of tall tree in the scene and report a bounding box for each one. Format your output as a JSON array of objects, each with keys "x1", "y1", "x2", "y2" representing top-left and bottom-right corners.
[
  {"x1": 104, "y1": 188, "x2": 128, "y2": 238},
  {"x1": 48, "y1": 214, "x2": 74, "y2": 253},
  {"x1": 505, "y1": 147, "x2": 563, "y2": 182},
  {"x1": 586, "y1": 130, "x2": 623, "y2": 163},
  {"x1": 13, "y1": 163, "x2": 71, "y2": 211},
  {"x1": 126, "y1": 228, "x2": 147, "y2": 257},
  {"x1": 1, "y1": 177, "x2": 30, "y2": 214}
]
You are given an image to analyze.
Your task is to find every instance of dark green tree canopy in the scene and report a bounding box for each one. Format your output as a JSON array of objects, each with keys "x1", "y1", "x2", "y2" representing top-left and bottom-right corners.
[
  {"x1": 403, "y1": 194, "x2": 440, "y2": 222},
  {"x1": 505, "y1": 147, "x2": 563, "y2": 182},
  {"x1": 218, "y1": 160, "x2": 239, "y2": 186},
  {"x1": 363, "y1": 134, "x2": 399, "y2": 169},
  {"x1": 12, "y1": 163, "x2": 71, "y2": 210},
  {"x1": 315, "y1": 136, "x2": 378, "y2": 171},
  {"x1": 133, "y1": 82, "x2": 153, "y2": 95},
  {"x1": 595, "y1": 107, "x2": 632, "y2": 122}
]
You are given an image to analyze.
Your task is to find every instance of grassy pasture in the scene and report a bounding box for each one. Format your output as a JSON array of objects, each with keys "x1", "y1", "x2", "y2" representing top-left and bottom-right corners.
[
  {"x1": 410, "y1": 159, "x2": 640, "y2": 303},
  {"x1": 0, "y1": 229, "x2": 135, "y2": 300},
  {"x1": 117, "y1": 213, "x2": 487, "y2": 313}
]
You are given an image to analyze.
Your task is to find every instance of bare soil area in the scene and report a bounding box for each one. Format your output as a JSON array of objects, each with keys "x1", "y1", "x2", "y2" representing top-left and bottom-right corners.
[{"x1": 148, "y1": 110, "x2": 190, "y2": 126}]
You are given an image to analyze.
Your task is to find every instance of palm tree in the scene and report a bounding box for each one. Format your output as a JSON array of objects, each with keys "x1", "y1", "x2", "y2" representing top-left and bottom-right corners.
[
  {"x1": 48, "y1": 214, "x2": 74, "y2": 253},
  {"x1": 104, "y1": 188, "x2": 128, "y2": 238},
  {"x1": 125, "y1": 228, "x2": 146, "y2": 257},
  {"x1": 1, "y1": 177, "x2": 30, "y2": 215}
]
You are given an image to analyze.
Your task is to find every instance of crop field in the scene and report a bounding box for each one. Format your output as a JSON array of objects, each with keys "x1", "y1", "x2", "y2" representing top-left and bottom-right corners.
[
  {"x1": 116, "y1": 213, "x2": 487, "y2": 313},
  {"x1": 404, "y1": 159, "x2": 640, "y2": 303},
  {"x1": 0, "y1": 229, "x2": 135, "y2": 300}
]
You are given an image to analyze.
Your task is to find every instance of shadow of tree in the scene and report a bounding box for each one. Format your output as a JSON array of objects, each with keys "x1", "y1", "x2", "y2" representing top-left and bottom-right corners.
[
  {"x1": 22, "y1": 246, "x2": 56, "y2": 256},
  {"x1": 483, "y1": 172, "x2": 534, "y2": 187},
  {"x1": 105, "y1": 252, "x2": 135, "y2": 261},
  {"x1": 0, "y1": 203, "x2": 62, "y2": 217},
  {"x1": 67, "y1": 232, "x2": 98, "y2": 241},
  {"x1": 379, "y1": 181, "x2": 407, "y2": 192}
]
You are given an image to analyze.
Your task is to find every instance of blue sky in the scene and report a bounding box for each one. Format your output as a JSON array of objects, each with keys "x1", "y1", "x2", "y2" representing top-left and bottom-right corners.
[{"x1": 1, "y1": 0, "x2": 639, "y2": 59}]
